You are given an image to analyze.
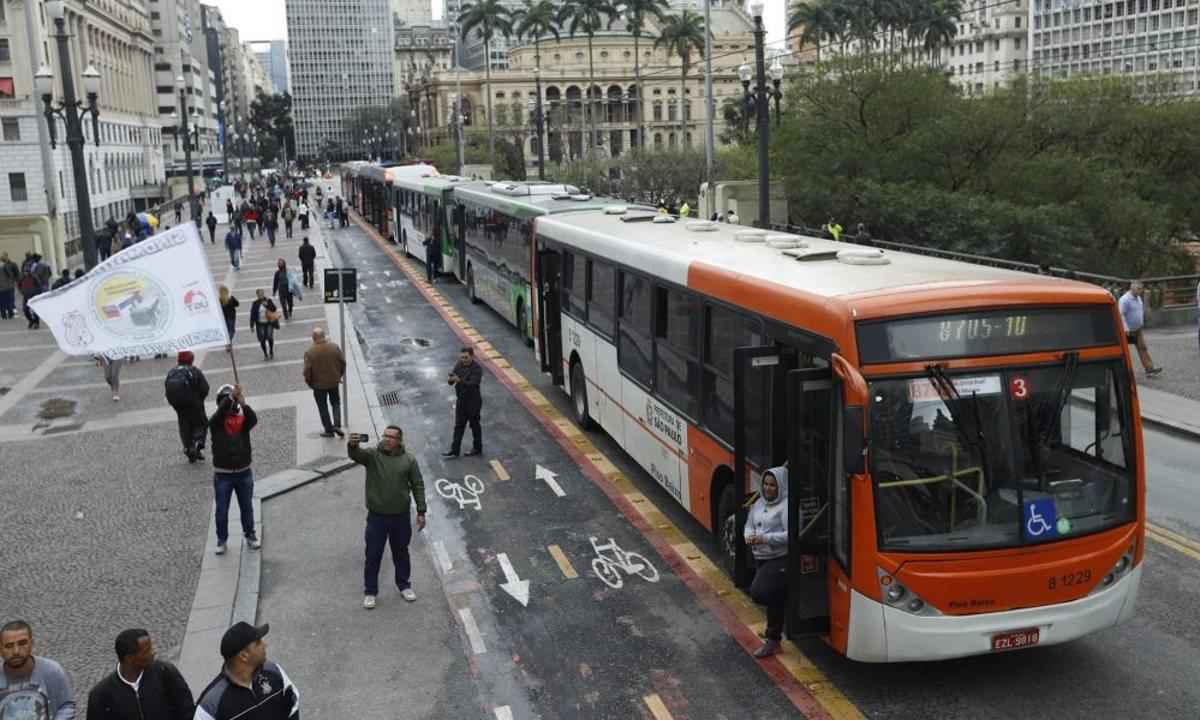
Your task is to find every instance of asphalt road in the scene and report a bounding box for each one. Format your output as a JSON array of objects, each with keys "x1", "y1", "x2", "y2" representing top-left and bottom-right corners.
[{"x1": 333, "y1": 220, "x2": 1200, "y2": 719}]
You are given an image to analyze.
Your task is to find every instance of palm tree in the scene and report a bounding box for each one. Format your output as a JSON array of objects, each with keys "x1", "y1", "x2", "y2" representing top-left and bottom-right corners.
[
  {"x1": 654, "y1": 10, "x2": 706, "y2": 149},
  {"x1": 458, "y1": 0, "x2": 514, "y2": 164},
  {"x1": 623, "y1": 0, "x2": 671, "y2": 148},
  {"x1": 559, "y1": 0, "x2": 619, "y2": 157},
  {"x1": 921, "y1": 0, "x2": 961, "y2": 65},
  {"x1": 788, "y1": 0, "x2": 838, "y2": 65},
  {"x1": 512, "y1": 0, "x2": 560, "y2": 176}
]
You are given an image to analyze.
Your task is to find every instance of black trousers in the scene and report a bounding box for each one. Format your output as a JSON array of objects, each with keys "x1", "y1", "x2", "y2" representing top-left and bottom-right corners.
[
  {"x1": 364, "y1": 511, "x2": 412, "y2": 595},
  {"x1": 313, "y1": 387, "x2": 341, "y2": 432},
  {"x1": 278, "y1": 292, "x2": 294, "y2": 319},
  {"x1": 749, "y1": 556, "x2": 788, "y2": 641},
  {"x1": 175, "y1": 404, "x2": 208, "y2": 454},
  {"x1": 301, "y1": 263, "x2": 315, "y2": 288},
  {"x1": 451, "y1": 404, "x2": 481, "y2": 453}
]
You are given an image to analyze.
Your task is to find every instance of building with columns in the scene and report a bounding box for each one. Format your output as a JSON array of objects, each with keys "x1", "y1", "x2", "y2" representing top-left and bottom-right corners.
[
  {"x1": 407, "y1": 3, "x2": 757, "y2": 162},
  {"x1": 0, "y1": 0, "x2": 167, "y2": 271}
]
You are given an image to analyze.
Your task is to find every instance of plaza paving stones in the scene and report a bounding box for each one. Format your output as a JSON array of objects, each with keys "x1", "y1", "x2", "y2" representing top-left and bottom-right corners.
[{"x1": 1141, "y1": 326, "x2": 1200, "y2": 401}]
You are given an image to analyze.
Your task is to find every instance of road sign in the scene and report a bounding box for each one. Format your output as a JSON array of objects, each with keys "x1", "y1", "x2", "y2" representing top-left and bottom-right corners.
[{"x1": 324, "y1": 268, "x2": 357, "y2": 303}]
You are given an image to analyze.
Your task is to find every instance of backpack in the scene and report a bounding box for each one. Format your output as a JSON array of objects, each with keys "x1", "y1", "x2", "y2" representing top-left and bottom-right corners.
[{"x1": 164, "y1": 366, "x2": 195, "y2": 408}]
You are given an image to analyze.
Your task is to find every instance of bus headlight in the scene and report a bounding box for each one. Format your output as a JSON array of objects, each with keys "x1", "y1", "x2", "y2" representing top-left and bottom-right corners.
[
  {"x1": 878, "y1": 568, "x2": 942, "y2": 617},
  {"x1": 886, "y1": 584, "x2": 907, "y2": 603},
  {"x1": 1090, "y1": 542, "x2": 1136, "y2": 596}
]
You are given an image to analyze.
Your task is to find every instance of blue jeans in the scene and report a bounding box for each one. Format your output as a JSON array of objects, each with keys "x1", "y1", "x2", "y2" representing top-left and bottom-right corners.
[
  {"x1": 213, "y1": 469, "x2": 256, "y2": 545},
  {"x1": 364, "y1": 511, "x2": 412, "y2": 595},
  {"x1": 228, "y1": 248, "x2": 240, "y2": 268}
]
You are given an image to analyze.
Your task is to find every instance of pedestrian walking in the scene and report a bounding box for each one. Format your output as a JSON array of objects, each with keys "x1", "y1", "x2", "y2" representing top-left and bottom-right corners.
[
  {"x1": 304, "y1": 328, "x2": 346, "y2": 438},
  {"x1": 219, "y1": 285, "x2": 239, "y2": 345},
  {"x1": 824, "y1": 218, "x2": 843, "y2": 241},
  {"x1": 0, "y1": 620, "x2": 76, "y2": 719},
  {"x1": 86, "y1": 629, "x2": 194, "y2": 720},
  {"x1": 95, "y1": 354, "x2": 125, "y2": 402},
  {"x1": 1119, "y1": 281, "x2": 1163, "y2": 376},
  {"x1": 249, "y1": 290, "x2": 279, "y2": 360},
  {"x1": 0, "y1": 252, "x2": 18, "y2": 320},
  {"x1": 423, "y1": 232, "x2": 440, "y2": 284},
  {"x1": 281, "y1": 203, "x2": 295, "y2": 239},
  {"x1": 224, "y1": 226, "x2": 243, "y2": 271},
  {"x1": 271, "y1": 260, "x2": 295, "y2": 320},
  {"x1": 174, "y1": 203, "x2": 182, "y2": 225},
  {"x1": 17, "y1": 265, "x2": 44, "y2": 329},
  {"x1": 244, "y1": 207, "x2": 258, "y2": 239},
  {"x1": 208, "y1": 384, "x2": 261, "y2": 555},
  {"x1": 194, "y1": 623, "x2": 297, "y2": 720},
  {"x1": 225, "y1": 199, "x2": 234, "y2": 221},
  {"x1": 164, "y1": 351, "x2": 210, "y2": 463},
  {"x1": 348, "y1": 426, "x2": 427, "y2": 608},
  {"x1": 679, "y1": 201, "x2": 690, "y2": 218},
  {"x1": 745, "y1": 466, "x2": 790, "y2": 658},
  {"x1": 298, "y1": 238, "x2": 316, "y2": 289},
  {"x1": 264, "y1": 214, "x2": 278, "y2": 248},
  {"x1": 726, "y1": 209, "x2": 740, "y2": 224},
  {"x1": 206, "y1": 212, "x2": 218, "y2": 244},
  {"x1": 298, "y1": 201, "x2": 310, "y2": 230},
  {"x1": 51, "y1": 268, "x2": 72, "y2": 290},
  {"x1": 442, "y1": 346, "x2": 483, "y2": 458}
]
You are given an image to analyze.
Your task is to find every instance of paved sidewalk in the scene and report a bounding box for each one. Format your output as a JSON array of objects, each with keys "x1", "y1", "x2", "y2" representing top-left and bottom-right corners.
[{"x1": 1136, "y1": 327, "x2": 1200, "y2": 438}]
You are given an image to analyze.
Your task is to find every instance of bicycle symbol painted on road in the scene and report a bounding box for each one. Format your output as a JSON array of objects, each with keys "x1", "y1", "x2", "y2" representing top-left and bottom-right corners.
[
  {"x1": 435, "y1": 474, "x2": 485, "y2": 511},
  {"x1": 589, "y1": 536, "x2": 660, "y2": 589}
]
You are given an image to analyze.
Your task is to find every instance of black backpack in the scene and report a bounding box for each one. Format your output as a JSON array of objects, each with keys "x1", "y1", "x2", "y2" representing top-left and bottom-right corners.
[{"x1": 164, "y1": 366, "x2": 195, "y2": 408}]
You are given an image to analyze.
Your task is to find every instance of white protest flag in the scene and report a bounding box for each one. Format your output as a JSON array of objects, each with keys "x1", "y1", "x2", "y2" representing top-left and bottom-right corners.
[{"x1": 29, "y1": 223, "x2": 230, "y2": 358}]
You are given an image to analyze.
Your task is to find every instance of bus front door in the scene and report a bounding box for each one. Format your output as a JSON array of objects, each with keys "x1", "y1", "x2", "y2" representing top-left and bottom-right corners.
[
  {"x1": 536, "y1": 249, "x2": 564, "y2": 385},
  {"x1": 785, "y1": 367, "x2": 834, "y2": 636},
  {"x1": 454, "y1": 204, "x2": 467, "y2": 280}
]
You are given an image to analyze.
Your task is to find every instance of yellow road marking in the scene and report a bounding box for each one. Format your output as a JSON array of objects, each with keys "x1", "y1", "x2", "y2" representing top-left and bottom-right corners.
[
  {"x1": 643, "y1": 694, "x2": 673, "y2": 720},
  {"x1": 1147, "y1": 523, "x2": 1200, "y2": 552},
  {"x1": 548, "y1": 545, "x2": 579, "y2": 579},
  {"x1": 490, "y1": 460, "x2": 510, "y2": 482},
  {"x1": 1146, "y1": 525, "x2": 1200, "y2": 563}
]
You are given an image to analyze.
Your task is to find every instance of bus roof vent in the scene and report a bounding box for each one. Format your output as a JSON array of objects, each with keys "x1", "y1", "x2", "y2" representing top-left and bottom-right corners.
[
  {"x1": 783, "y1": 248, "x2": 840, "y2": 262},
  {"x1": 604, "y1": 205, "x2": 629, "y2": 215},
  {"x1": 490, "y1": 182, "x2": 527, "y2": 195},
  {"x1": 685, "y1": 220, "x2": 719, "y2": 232},
  {"x1": 837, "y1": 248, "x2": 889, "y2": 266},
  {"x1": 652, "y1": 214, "x2": 676, "y2": 224},
  {"x1": 569, "y1": 193, "x2": 594, "y2": 201},
  {"x1": 766, "y1": 234, "x2": 805, "y2": 249},
  {"x1": 734, "y1": 229, "x2": 768, "y2": 243}
]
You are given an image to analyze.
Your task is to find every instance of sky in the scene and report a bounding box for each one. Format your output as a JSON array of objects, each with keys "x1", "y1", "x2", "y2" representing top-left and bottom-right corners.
[{"x1": 206, "y1": 0, "x2": 787, "y2": 48}]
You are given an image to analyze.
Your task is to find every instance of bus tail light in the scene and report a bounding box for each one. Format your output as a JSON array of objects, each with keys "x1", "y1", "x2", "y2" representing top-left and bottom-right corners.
[{"x1": 878, "y1": 568, "x2": 943, "y2": 617}]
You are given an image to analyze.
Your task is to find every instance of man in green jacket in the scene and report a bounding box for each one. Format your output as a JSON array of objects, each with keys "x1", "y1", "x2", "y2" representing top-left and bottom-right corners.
[{"x1": 348, "y1": 425, "x2": 427, "y2": 609}]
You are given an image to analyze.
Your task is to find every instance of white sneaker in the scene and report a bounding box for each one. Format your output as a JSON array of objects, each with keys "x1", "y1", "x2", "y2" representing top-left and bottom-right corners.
[
  {"x1": 215, "y1": 543, "x2": 226, "y2": 555},
  {"x1": 247, "y1": 537, "x2": 262, "y2": 550},
  {"x1": 112, "y1": 394, "x2": 119, "y2": 402},
  {"x1": 400, "y1": 588, "x2": 417, "y2": 602},
  {"x1": 363, "y1": 595, "x2": 376, "y2": 609}
]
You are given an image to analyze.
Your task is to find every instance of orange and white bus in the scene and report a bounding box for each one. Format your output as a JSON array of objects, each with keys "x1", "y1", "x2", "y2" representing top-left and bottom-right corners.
[{"x1": 529, "y1": 210, "x2": 1144, "y2": 662}]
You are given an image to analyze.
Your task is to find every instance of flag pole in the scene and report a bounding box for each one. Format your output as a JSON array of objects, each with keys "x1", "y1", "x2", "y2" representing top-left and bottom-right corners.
[{"x1": 229, "y1": 342, "x2": 240, "y2": 385}]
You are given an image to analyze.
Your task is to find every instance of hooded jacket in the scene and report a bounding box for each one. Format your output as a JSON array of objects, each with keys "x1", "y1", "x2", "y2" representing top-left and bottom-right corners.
[
  {"x1": 347, "y1": 442, "x2": 426, "y2": 515},
  {"x1": 744, "y1": 466, "x2": 789, "y2": 561}
]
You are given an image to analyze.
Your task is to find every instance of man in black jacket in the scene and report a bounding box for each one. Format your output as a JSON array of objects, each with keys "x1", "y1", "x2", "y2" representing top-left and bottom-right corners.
[
  {"x1": 195, "y1": 622, "x2": 299, "y2": 720},
  {"x1": 87, "y1": 629, "x2": 194, "y2": 719},
  {"x1": 442, "y1": 346, "x2": 483, "y2": 458},
  {"x1": 297, "y1": 238, "x2": 316, "y2": 289},
  {"x1": 208, "y1": 383, "x2": 260, "y2": 555},
  {"x1": 165, "y1": 351, "x2": 210, "y2": 463}
]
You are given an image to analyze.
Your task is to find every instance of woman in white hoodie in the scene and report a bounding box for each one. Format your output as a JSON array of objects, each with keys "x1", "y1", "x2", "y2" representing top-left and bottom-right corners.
[{"x1": 744, "y1": 465, "x2": 789, "y2": 658}]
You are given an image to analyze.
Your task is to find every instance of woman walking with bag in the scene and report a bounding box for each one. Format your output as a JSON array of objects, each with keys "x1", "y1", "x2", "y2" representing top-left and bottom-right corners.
[
  {"x1": 272, "y1": 259, "x2": 295, "y2": 320},
  {"x1": 249, "y1": 289, "x2": 280, "y2": 360}
]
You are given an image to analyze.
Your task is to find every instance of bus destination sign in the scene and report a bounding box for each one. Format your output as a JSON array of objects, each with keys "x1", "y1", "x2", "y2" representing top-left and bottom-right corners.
[{"x1": 856, "y1": 306, "x2": 1117, "y2": 363}]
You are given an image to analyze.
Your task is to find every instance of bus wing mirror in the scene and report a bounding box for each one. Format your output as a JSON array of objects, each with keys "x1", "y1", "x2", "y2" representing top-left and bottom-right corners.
[{"x1": 843, "y1": 405, "x2": 866, "y2": 475}]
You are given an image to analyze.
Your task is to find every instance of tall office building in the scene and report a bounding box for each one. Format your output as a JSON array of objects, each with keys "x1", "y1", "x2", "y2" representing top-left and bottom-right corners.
[
  {"x1": 252, "y1": 40, "x2": 290, "y2": 95},
  {"x1": 286, "y1": 0, "x2": 395, "y2": 161},
  {"x1": 150, "y1": 0, "x2": 221, "y2": 179},
  {"x1": 395, "y1": 0, "x2": 433, "y2": 27},
  {"x1": 450, "y1": 0, "x2": 526, "y2": 70}
]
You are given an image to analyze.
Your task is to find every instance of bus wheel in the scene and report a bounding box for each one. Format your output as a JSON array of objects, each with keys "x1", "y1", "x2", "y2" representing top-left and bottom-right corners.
[
  {"x1": 570, "y1": 361, "x2": 592, "y2": 429},
  {"x1": 468, "y1": 266, "x2": 479, "y2": 304},
  {"x1": 717, "y1": 485, "x2": 740, "y2": 580}
]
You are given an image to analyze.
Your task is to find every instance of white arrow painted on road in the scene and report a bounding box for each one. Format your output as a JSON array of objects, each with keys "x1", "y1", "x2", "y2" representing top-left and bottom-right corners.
[
  {"x1": 497, "y1": 552, "x2": 530, "y2": 607},
  {"x1": 536, "y1": 464, "x2": 565, "y2": 497}
]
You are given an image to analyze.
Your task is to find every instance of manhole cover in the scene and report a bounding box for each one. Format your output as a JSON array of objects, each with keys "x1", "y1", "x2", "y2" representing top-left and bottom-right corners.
[
  {"x1": 379, "y1": 391, "x2": 401, "y2": 407},
  {"x1": 38, "y1": 398, "x2": 77, "y2": 420},
  {"x1": 397, "y1": 337, "x2": 431, "y2": 349}
]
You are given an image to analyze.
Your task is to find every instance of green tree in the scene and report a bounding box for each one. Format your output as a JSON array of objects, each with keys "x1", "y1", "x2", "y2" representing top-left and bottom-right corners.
[
  {"x1": 249, "y1": 91, "x2": 295, "y2": 168},
  {"x1": 560, "y1": 0, "x2": 619, "y2": 157},
  {"x1": 622, "y1": 0, "x2": 671, "y2": 148},
  {"x1": 788, "y1": 0, "x2": 838, "y2": 64},
  {"x1": 458, "y1": 0, "x2": 514, "y2": 164},
  {"x1": 653, "y1": 10, "x2": 706, "y2": 145},
  {"x1": 512, "y1": 0, "x2": 561, "y2": 163}
]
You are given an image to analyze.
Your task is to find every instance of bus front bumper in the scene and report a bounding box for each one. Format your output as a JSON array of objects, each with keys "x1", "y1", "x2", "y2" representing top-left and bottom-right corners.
[{"x1": 846, "y1": 563, "x2": 1143, "y2": 663}]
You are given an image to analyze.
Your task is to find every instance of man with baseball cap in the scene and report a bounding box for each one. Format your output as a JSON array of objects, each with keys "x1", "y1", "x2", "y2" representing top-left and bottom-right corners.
[{"x1": 194, "y1": 622, "x2": 299, "y2": 720}]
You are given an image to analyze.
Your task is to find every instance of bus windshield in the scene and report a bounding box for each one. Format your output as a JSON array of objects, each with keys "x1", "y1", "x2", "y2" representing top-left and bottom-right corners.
[{"x1": 869, "y1": 359, "x2": 1135, "y2": 552}]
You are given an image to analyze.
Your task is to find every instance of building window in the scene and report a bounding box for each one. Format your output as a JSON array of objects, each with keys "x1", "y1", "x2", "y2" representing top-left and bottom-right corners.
[
  {"x1": 9, "y1": 173, "x2": 27, "y2": 202},
  {"x1": 2, "y1": 118, "x2": 18, "y2": 141},
  {"x1": 0, "y1": 39, "x2": 10, "y2": 63},
  {"x1": 0, "y1": 77, "x2": 14, "y2": 98}
]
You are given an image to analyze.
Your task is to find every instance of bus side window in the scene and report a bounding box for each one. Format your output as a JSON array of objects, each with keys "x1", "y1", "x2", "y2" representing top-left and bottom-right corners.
[
  {"x1": 618, "y1": 271, "x2": 654, "y2": 388},
  {"x1": 561, "y1": 251, "x2": 575, "y2": 316},
  {"x1": 653, "y1": 285, "x2": 701, "y2": 418},
  {"x1": 703, "y1": 304, "x2": 765, "y2": 446},
  {"x1": 588, "y1": 259, "x2": 616, "y2": 338}
]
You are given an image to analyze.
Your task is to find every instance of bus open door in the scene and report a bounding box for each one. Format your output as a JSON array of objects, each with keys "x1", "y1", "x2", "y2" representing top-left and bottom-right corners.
[{"x1": 535, "y1": 248, "x2": 564, "y2": 385}]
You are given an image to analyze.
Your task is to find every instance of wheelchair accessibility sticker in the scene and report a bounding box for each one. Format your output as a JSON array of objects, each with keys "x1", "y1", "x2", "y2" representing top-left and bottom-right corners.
[{"x1": 1024, "y1": 498, "x2": 1057, "y2": 539}]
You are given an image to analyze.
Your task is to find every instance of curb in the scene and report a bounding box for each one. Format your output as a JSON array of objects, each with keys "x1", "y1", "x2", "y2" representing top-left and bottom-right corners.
[
  {"x1": 177, "y1": 458, "x2": 356, "y2": 694},
  {"x1": 1138, "y1": 411, "x2": 1200, "y2": 442}
]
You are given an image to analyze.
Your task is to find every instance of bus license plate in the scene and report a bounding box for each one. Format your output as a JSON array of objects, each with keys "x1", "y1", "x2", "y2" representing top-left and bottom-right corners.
[{"x1": 991, "y1": 628, "x2": 1040, "y2": 652}]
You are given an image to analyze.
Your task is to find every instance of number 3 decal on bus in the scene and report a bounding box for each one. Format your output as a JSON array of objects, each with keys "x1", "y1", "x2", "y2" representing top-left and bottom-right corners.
[{"x1": 1010, "y1": 376, "x2": 1029, "y2": 399}]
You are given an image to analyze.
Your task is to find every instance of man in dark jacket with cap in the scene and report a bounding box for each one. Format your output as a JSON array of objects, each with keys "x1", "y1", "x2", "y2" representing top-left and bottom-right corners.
[
  {"x1": 164, "y1": 351, "x2": 209, "y2": 463},
  {"x1": 194, "y1": 622, "x2": 299, "y2": 720},
  {"x1": 86, "y1": 629, "x2": 193, "y2": 719},
  {"x1": 208, "y1": 383, "x2": 260, "y2": 555}
]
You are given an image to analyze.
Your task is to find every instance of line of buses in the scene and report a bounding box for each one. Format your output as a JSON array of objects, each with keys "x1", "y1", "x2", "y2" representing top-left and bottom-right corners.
[{"x1": 340, "y1": 161, "x2": 1145, "y2": 663}]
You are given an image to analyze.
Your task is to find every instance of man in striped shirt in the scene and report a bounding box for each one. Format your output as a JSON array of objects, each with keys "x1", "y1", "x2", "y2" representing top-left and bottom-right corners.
[{"x1": 194, "y1": 623, "x2": 298, "y2": 720}]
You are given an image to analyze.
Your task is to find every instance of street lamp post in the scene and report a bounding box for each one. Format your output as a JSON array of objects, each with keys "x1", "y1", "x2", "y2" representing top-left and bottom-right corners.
[
  {"x1": 526, "y1": 98, "x2": 546, "y2": 180},
  {"x1": 738, "y1": 4, "x2": 783, "y2": 229},
  {"x1": 175, "y1": 75, "x2": 199, "y2": 225},
  {"x1": 36, "y1": 0, "x2": 102, "y2": 269}
]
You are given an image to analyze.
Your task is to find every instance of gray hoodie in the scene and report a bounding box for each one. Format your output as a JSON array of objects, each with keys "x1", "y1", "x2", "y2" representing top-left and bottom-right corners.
[{"x1": 744, "y1": 466, "x2": 789, "y2": 561}]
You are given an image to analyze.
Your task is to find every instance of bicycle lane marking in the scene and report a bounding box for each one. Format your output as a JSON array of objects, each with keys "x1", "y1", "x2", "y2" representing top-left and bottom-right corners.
[{"x1": 353, "y1": 213, "x2": 861, "y2": 720}]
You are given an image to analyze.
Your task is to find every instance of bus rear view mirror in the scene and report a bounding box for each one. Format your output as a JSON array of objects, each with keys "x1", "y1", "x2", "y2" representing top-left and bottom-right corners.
[{"x1": 843, "y1": 405, "x2": 866, "y2": 475}]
